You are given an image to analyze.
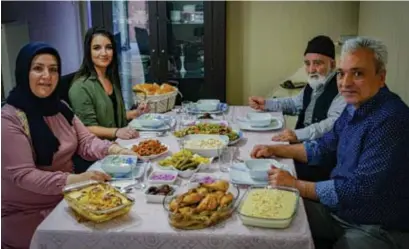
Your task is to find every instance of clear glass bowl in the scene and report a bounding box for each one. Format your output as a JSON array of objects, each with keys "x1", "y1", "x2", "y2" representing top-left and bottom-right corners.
[
  {"x1": 162, "y1": 181, "x2": 243, "y2": 230},
  {"x1": 237, "y1": 185, "x2": 300, "y2": 229}
]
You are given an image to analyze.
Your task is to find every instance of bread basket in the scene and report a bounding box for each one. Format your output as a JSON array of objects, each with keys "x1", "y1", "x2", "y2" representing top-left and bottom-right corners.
[{"x1": 133, "y1": 82, "x2": 181, "y2": 113}]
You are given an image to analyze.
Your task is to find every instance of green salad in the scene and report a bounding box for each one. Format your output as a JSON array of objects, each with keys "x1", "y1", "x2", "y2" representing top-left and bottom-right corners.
[{"x1": 173, "y1": 123, "x2": 239, "y2": 142}]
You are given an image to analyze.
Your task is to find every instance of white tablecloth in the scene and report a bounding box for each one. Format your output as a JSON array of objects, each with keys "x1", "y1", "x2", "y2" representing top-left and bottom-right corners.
[{"x1": 30, "y1": 106, "x2": 314, "y2": 249}]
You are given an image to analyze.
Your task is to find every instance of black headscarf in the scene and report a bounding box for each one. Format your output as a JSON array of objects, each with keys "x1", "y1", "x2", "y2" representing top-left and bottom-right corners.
[{"x1": 6, "y1": 42, "x2": 74, "y2": 166}]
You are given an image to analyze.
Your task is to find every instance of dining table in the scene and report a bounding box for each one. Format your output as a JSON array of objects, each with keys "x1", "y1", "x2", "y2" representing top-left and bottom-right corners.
[{"x1": 30, "y1": 106, "x2": 314, "y2": 249}]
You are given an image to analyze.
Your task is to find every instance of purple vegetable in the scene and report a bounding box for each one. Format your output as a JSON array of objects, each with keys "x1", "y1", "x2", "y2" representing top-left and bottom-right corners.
[
  {"x1": 150, "y1": 173, "x2": 175, "y2": 181},
  {"x1": 193, "y1": 176, "x2": 216, "y2": 184}
]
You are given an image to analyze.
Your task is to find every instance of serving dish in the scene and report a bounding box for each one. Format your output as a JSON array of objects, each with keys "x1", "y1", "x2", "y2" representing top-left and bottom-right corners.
[
  {"x1": 128, "y1": 139, "x2": 169, "y2": 160},
  {"x1": 148, "y1": 170, "x2": 178, "y2": 184},
  {"x1": 238, "y1": 185, "x2": 299, "y2": 228},
  {"x1": 63, "y1": 180, "x2": 134, "y2": 223},
  {"x1": 163, "y1": 180, "x2": 241, "y2": 230},
  {"x1": 157, "y1": 149, "x2": 213, "y2": 178},
  {"x1": 182, "y1": 134, "x2": 229, "y2": 158},
  {"x1": 144, "y1": 184, "x2": 178, "y2": 204},
  {"x1": 100, "y1": 155, "x2": 143, "y2": 179}
]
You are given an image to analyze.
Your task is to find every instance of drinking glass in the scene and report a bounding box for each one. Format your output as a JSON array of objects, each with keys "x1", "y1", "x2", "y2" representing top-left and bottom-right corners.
[
  {"x1": 181, "y1": 100, "x2": 192, "y2": 114},
  {"x1": 228, "y1": 106, "x2": 236, "y2": 125},
  {"x1": 218, "y1": 147, "x2": 236, "y2": 173}
]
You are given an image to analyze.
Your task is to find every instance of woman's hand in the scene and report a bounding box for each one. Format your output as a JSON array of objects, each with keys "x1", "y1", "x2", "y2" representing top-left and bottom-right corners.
[
  {"x1": 66, "y1": 170, "x2": 111, "y2": 185},
  {"x1": 127, "y1": 102, "x2": 150, "y2": 120},
  {"x1": 115, "y1": 127, "x2": 139, "y2": 140},
  {"x1": 108, "y1": 144, "x2": 138, "y2": 156}
]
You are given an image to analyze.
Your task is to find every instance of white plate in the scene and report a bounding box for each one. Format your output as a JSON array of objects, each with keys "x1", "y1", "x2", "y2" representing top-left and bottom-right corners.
[
  {"x1": 125, "y1": 142, "x2": 170, "y2": 160},
  {"x1": 238, "y1": 118, "x2": 283, "y2": 131},
  {"x1": 229, "y1": 161, "x2": 295, "y2": 186},
  {"x1": 129, "y1": 114, "x2": 175, "y2": 131},
  {"x1": 229, "y1": 130, "x2": 243, "y2": 145}
]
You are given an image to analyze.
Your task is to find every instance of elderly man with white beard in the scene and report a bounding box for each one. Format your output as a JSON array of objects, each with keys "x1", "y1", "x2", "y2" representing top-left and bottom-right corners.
[{"x1": 249, "y1": 35, "x2": 346, "y2": 144}]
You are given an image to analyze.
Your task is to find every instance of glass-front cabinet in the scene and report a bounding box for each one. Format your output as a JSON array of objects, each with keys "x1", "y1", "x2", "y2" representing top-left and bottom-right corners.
[{"x1": 90, "y1": 1, "x2": 226, "y2": 108}]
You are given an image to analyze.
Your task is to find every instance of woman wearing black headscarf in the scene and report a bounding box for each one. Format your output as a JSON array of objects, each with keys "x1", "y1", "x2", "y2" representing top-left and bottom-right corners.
[{"x1": 1, "y1": 42, "x2": 134, "y2": 249}]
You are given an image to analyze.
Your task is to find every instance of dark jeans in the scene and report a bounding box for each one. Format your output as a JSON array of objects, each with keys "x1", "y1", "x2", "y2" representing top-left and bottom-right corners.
[
  {"x1": 304, "y1": 200, "x2": 409, "y2": 249},
  {"x1": 295, "y1": 161, "x2": 334, "y2": 182}
]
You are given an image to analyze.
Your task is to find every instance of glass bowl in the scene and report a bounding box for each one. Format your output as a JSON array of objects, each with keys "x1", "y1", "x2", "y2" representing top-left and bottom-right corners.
[
  {"x1": 237, "y1": 185, "x2": 300, "y2": 229},
  {"x1": 162, "y1": 181, "x2": 243, "y2": 230}
]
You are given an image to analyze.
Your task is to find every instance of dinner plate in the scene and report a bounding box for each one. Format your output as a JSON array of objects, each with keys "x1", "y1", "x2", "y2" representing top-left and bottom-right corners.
[
  {"x1": 237, "y1": 118, "x2": 283, "y2": 131},
  {"x1": 128, "y1": 114, "x2": 175, "y2": 131},
  {"x1": 228, "y1": 130, "x2": 243, "y2": 145}
]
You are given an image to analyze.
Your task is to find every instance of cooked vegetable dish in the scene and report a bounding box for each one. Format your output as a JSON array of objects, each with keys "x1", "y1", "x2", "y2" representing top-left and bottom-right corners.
[
  {"x1": 158, "y1": 150, "x2": 210, "y2": 171},
  {"x1": 173, "y1": 123, "x2": 239, "y2": 142}
]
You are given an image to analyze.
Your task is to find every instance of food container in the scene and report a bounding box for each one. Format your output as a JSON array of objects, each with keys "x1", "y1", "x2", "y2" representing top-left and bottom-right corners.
[
  {"x1": 173, "y1": 123, "x2": 240, "y2": 144},
  {"x1": 148, "y1": 170, "x2": 178, "y2": 184},
  {"x1": 138, "y1": 119, "x2": 164, "y2": 128},
  {"x1": 195, "y1": 99, "x2": 220, "y2": 112},
  {"x1": 246, "y1": 113, "x2": 272, "y2": 127},
  {"x1": 157, "y1": 151, "x2": 213, "y2": 178},
  {"x1": 63, "y1": 180, "x2": 134, "y2": 223},
  {"x1": 144, "y1": 184, "x2": 178, "y2": 204},
  {"x1": 163, "y1": 180, "x2": 242, "y2": 230},
  {"x1": 244, "y1": 159, "x2": 275, "y2": 181},
  {"x1": 133, "y1": 83, "x2": 180, "y2": 113},
  {"x1": 100, "y1": 155, "x2": 142, "y2": 179},
  {"x1": 187, "y1": 173, "x2": 220, "y2": 187},
  {"x1": 129, "y1": 139, "x2": 170, "y2": 160},
  {"x1": 182, "y1": 134, "x2": 229, "y2": 158},
  {"x1": 238, "y1": 186, "x2": 299, "y2": 229}
]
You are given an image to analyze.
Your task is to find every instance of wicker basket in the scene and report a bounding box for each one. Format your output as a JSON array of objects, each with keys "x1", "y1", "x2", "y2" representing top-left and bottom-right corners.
[{"x1": 133, "y1": 89, "x2": 180, "y2": 113}]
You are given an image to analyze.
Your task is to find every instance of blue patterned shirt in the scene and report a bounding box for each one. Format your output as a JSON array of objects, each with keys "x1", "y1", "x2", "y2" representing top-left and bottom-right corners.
[{"x1": 305, "y1": 87, "x2": 409, "y2": 230}]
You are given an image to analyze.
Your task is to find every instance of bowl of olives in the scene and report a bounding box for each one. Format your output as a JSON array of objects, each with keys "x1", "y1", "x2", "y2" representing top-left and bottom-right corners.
[{"x1": 144, "y1": 184, "x2": 178, "y2": 203}]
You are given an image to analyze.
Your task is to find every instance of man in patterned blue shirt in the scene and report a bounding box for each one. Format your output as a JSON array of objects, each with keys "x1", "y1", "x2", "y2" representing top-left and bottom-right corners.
[{"x1": 251, "y1": 37, "x2": 409, "y2": 249}]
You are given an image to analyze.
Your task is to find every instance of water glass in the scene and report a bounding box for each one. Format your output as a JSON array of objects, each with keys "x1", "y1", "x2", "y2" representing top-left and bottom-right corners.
[
  {"x1": 139, "y1": 162, "x2": 151, "y2": 189},
  {"x1": 228, "y1": 107, "x2": 236, "y2": 125},
  {"x1": 218, "y1": 147, "x2": 236, "y2": 173},
  {"x1": 177, "y1": 137, "x2": 186, "y2": 150},
  {"x1": 181, "y1": 100, "x2": 192, "y2": 114}
]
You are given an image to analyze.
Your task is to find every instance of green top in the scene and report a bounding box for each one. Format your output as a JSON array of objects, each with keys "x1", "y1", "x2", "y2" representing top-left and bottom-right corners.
[{"x1": 68, "y1": 75, "x2": 127, "y2": 128}]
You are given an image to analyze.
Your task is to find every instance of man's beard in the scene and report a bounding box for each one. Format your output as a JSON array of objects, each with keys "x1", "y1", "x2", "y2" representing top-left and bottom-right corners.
[{"x1": 307, "y1": 73, "x2": 328, "y2": 89}]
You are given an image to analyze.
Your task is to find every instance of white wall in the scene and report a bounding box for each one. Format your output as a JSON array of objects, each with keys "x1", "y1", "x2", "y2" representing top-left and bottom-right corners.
[
  {"x1": 358, "y1": 1, "x2": 409, "y2": 105},
  {"x1": 1, "y1": 1, "x2": 83, "y2": 75},
  {"x1": 226, "y1": 1, "x2": 360, "y2": 104}
]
